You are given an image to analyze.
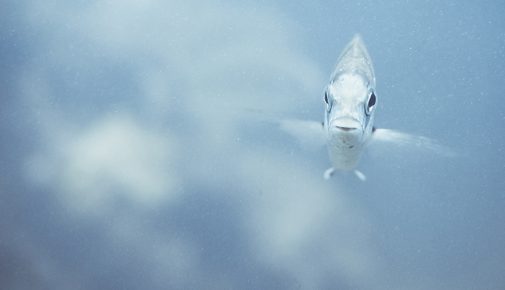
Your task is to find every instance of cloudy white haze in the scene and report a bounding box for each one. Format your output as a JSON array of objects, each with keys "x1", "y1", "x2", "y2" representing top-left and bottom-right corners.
[{"x1": 1, "y1": 0, "x2": 504, "y2": 289}]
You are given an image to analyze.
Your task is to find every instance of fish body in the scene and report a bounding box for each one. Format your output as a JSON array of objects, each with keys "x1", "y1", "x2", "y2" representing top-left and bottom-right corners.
[
  {"x1": 324, "y1": 35, "x2": 376, "y2": 172},
  {"x1": 280, "y1": 34, "x2": 453, "y2": 180}
]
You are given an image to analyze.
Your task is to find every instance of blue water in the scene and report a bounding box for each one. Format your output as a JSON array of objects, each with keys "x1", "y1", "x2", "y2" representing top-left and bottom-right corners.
[{"x1": 1, "y1": 1, "x2": 504, "y2": 289}]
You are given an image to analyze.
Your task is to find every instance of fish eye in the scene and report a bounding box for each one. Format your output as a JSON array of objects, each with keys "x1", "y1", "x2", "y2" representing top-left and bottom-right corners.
[{"x1": 365, "y1": 91, "x2": 376, "y2": 115}]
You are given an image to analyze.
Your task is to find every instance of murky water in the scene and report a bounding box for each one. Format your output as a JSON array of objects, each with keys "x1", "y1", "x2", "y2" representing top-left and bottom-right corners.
[{"x1": 1, "y1": 1, "x2": 504, "y2": 289}]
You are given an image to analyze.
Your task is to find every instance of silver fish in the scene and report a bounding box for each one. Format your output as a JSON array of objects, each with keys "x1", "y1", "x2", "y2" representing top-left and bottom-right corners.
[
  {"x1": 280, "y1": 34, "x2": 453, "y2": 181},
  {"x1": 323, "y1": 34, "x2": 376, "y2": 179}
]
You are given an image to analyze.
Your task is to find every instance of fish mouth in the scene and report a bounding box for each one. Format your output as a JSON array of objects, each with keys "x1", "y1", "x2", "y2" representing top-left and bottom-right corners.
[
  {"x1": 330, "y1": 117, "x2": 362, "y2": 132},
  {"x1": 335, "y1": 126, "x2": 357, "y2": 132}
]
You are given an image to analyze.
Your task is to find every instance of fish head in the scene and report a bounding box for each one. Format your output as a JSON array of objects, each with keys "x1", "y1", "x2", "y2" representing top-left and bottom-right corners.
[{"x1": 324, "y1": 35, "x2": 377, "y2": 148}]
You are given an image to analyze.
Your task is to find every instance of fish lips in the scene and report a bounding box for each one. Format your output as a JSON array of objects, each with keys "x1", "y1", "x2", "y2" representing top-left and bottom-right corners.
[
  {"x1": 328, "y1": 117, "x2": 364, "y2": 139},
  {"x1": 328, "y1": 118, "x2": 364, "y2": 150}
]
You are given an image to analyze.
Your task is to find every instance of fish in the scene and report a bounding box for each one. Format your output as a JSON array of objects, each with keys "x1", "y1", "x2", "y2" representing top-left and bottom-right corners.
[{"x1": 280, "y1": 34, "x2": 454, "y2": 181}]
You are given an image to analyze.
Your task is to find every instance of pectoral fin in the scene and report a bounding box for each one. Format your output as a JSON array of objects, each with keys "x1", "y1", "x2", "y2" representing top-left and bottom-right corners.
[
  {"x1": 323, "y1": 167, "x2": 336, "y2": 180},
  {"x1": 280, "y1": 119, "x2": 326, "y2": 150},
  {"x1": 323, "y1": 167, "x2": 367, "y2": 181},
  {"x1": 371, "y1": 128, "x2": 456, "y2": 157},
  {"x1": 353, "y1": 169, "x2": 367, "y2": 181}
]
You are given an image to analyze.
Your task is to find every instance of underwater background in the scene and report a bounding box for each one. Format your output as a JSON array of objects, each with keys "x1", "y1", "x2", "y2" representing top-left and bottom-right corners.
[{"x1": 1, "y1": 0, "x2": 504, "y2": 289}]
